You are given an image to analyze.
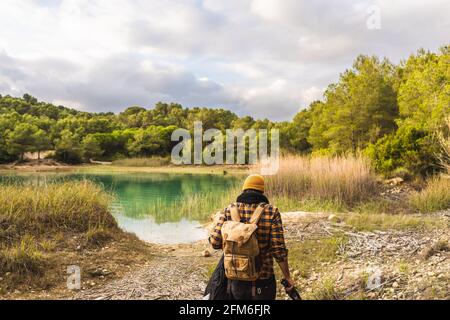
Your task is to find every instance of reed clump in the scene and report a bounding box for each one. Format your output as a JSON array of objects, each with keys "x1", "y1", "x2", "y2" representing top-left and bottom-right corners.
[
  {"x1": 0, "y1": 181, "x2": 117, "y2": 277},
  {"x1": 146, "y1": 184, "x2": 242, "y2": 223},
  {"x1": 258, "y1": 155, "x2": 378, "y2": 209},
  {"x1": 409, "y1": 176, "x2": 450, "y2": 213},
  {"x1": 0, "y1": 235, "x2": 46, "y2": 275},
  {"x1": 0, "y1": 180, "x2": 117, "y2": 235}
]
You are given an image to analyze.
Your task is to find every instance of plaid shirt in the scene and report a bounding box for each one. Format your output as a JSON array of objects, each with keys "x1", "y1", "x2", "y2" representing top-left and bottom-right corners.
[{"x1": 209, "y1": 202, "x2": 288, "y2": 279}]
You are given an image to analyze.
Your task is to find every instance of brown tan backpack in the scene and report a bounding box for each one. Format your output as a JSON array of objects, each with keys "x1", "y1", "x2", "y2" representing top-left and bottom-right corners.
[{"x1": 221, "y1": 203, "x2": 267, "y2": 281}]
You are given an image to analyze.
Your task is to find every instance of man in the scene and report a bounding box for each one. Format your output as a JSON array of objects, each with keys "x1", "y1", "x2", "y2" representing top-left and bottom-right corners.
[{"x1": 209, "y1": 174, "x2": 295, "y2": 300}]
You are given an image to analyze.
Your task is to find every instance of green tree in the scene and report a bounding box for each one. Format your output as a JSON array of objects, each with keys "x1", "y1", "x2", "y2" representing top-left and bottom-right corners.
[
  {"x1": 366, "y1": 46, "x2": 450, "y2": 176},
  {"x1": 127, "y1": 126, "x2": 177, "y2": 157},
  {"x1": 22, "y1": 93, "x2": 38, "y2": 105},
  {"x1": 308, "y1": 55, "x2": 399, "y2": 154},
  {"x1": 0, "y1": 113, "x2": 20, "y2": 162},
  {"x1": 397, "y1": 46, "x2": 449, "y2": 129},
  {"x1": 81, "y1": 135, "x2": 103, "y2": 161},
  {"x1": 33, "y1": 129, "x2": 52, "y2": 159},
  {"x1": 55, "y1": 130, "x2": 82, "y2": 163},
  {"x1": 6, "y1": 123, "x2": 39, "y2": 160}
]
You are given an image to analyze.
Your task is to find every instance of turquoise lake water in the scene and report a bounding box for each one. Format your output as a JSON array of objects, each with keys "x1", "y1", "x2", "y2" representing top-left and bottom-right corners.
[{"x1": 0, "y1": 171, "x2": 239, "y2": 244}]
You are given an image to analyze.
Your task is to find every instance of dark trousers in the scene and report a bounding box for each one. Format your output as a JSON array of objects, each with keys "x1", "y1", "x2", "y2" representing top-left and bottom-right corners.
[{"x1": 230, "y1": 275, "x2": 276, "y2": 300}]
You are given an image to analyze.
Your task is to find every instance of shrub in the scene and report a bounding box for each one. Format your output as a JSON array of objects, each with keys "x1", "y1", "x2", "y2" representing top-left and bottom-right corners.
[
  {"x1": 0, "y1": 235, "x2": 46, "y2": 275},
  {"x1": 0, "y1": 181, "x2": 117, "y2": 234},
  {"x1": 410, "y1": 176, "x2": 450, "y2": 213},
  {"x1": 436, "y1": 116, "x2": 450, "y2": 173},
  {"x1": 112, "y1": 156, "x2": 170, "y2": 167},
  {"x1": 365, "y1": 124, "x2": 440, "y2": 176},
  {"x1": 308, "y1": 277, "x2": 342, "y2": 300},
  {"x1": 422, "y1": 240, "x2": 449, "y2": 260}
]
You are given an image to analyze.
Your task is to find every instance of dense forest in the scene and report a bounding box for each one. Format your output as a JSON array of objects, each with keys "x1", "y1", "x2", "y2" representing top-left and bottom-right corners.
[{"x1": 0, "y1": 45, "x2": 448, "y2": 176}]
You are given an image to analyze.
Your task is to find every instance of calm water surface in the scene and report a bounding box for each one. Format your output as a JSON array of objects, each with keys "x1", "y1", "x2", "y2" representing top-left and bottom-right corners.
[{"x1": 0, "y1": 171, "x2": 238, "y2": 244}]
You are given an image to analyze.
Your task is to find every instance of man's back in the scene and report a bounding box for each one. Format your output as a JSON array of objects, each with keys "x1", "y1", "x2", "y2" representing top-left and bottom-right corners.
[
  {"x1": 207, "y1": 174, "x2": 294, "y2": 300},
  {"x1": 209, "y1": 202, "x2": 288, "y2": 280}
]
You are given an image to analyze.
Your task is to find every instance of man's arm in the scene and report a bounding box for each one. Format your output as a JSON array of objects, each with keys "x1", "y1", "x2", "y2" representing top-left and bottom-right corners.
[
  {"x1": 277, "y1": 260, "x2": 295, "y2": 289},
  {"x1": 209, "y1": 209, "x2": 227, "y2": 249},
  {"x1": 270, "y1": 208, "x2": 295, "y2": 289}
]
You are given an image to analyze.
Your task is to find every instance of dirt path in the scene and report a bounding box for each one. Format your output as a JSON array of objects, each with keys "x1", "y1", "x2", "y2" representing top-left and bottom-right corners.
[
  {"x1": 75, "y1": 256, "x2": 207, "y2": 300},
  {"x1": 74, "y1": 243, "x2": 215, "y2": 300}
]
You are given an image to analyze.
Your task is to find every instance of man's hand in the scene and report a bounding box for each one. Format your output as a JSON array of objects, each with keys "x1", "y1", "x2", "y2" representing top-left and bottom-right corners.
[
  {"x1": 283, "y1": 277, "x2": 295, "y2": 291},
  {"x1": 281, "y1": 277, "x2": 302, "y2": 300}
]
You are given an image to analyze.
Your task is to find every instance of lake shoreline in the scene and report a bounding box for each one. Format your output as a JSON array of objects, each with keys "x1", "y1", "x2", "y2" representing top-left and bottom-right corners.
[
  {"x1": 0, "y1": 169, "x2": 241, "y2": 244},
  {"x1": 0, "y1": 163, "x2": 250, "y2": 176}
]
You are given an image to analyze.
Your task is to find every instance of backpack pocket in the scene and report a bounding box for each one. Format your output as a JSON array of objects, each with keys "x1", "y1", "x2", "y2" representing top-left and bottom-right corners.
[{"x1": 224, "y1": 254, "x2": 259, "y2": 281}]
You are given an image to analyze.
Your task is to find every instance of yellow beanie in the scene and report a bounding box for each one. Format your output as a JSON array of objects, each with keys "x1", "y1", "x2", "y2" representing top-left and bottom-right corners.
[{"x1": 242, "y1": 174, "x2": 265, "y2": 193}]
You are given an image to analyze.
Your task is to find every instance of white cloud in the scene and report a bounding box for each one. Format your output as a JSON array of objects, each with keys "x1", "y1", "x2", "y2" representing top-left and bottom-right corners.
[{"x1": 0, "y1": 0, "x2": 448, "y2": 120}]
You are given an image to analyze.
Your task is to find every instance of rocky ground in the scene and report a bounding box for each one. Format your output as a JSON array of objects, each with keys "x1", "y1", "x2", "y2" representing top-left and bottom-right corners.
[
  {"x1": 278, "y1": 211, "x2": 449, "y2": 300},
  {"x1": 71, "y1": 211, "x2": 449, "y2": 300},
  {"x1": 73, "y1": 244, "x2": 210, "y2": 300}
]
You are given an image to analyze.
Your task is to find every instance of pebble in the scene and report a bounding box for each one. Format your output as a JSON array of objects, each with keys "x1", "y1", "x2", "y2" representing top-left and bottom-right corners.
[
  {"x1": 202, "y1": 250, "x2": 211, "y2": 257},
  {"x1": 392, "y1": 281, "x2": 399, "y2": 288},
  {"x1": 327, "y1": 214, "x2": 341, "y2": 223}
]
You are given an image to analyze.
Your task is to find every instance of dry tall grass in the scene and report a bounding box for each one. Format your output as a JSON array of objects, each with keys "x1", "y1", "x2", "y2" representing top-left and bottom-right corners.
[
  {"x1": 257, "y1": 155, "x2": 378, "y2": 207},
  {"x1": 0, "y1": 235, "x2": 46, "y2": 275},
  {"x1": 0, "y1": 181, "x2": 117, "y2": 238},
  {"x1": 0, "y1": 181, "x2": 117, "y2": 277},
  {"x1": 410, "y1": 176, "x2": 450, "y2": 213}
]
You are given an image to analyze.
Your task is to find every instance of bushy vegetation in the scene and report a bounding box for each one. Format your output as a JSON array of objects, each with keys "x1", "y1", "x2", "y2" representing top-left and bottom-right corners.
[
  {"x1": 0, "y1": 235, "x2": 46, "y2": 275},
  {"x1": 0, "y1": 181, "x2": 117, "y2": 277},
  {"x1": 112, "y1": 156, "x2": 171, "y2": 167},
  {"x1": 409, "y1": 177, "x2": 450, "y2": 213},
  {"x1": 285, "y1": 46, "x2": 449, "y2": 176},
  {"x1": 437, "y1": 117, "x2": 450, "y2": 173},
  {"x1": 0, "y1": 45, "x2": 448, "y2": 177},
  {"x1": 0, "y1": 181, "x2": 116, "y2": 234},
  {"x1": 365, "y1": 124, "x2": 438, "y2": 176}
]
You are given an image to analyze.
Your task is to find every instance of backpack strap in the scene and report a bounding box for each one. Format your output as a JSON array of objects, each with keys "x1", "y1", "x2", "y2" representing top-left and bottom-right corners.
[
  {"x1": 229, "y1": 204, "x2": 241, "y2": 222},
  {"x1": 249, "y1": 203, "x2": 267, "y2": 224}
]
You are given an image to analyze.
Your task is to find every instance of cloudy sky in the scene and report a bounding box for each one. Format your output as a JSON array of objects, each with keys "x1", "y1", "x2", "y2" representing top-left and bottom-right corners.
[{"x1": 0, "y1": 0, "x2": 448, "y2": 120}]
